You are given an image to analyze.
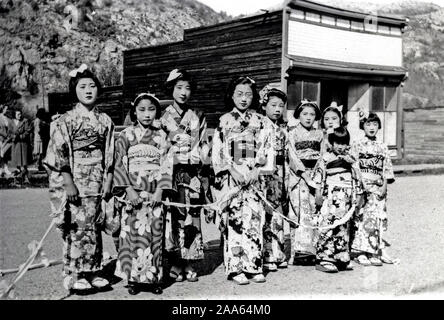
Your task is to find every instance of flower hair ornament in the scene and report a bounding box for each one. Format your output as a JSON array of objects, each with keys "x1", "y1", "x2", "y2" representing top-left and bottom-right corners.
[
  {"x1": 259, "y1": 84, "x2": 272, "y2": 105},
  {"x1": 68, "y1": 64, "x2": 88, "y2": 78},
  {"x1": 324, "y1": 101, "x2": 343, "y2": 118},
  {"x1": 166, "y1": 69, "x2": 182, "y2": 83},
  {"x1": 358, "y1": 109, "x2": 370, "y2": 121},
  {"x1": 245, "y1": 76, "x2": 255, "y2": 84}
]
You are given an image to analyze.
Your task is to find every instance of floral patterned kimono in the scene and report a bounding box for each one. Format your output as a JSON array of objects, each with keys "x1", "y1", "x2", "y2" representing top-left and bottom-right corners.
[
  {"x1": 113, "y1": 122, "x2": 172, "y2": 284},
  {"x1": 44, "y1": 104, "x2": 114, "y2": 286},
  {"x1": 350, "y1": 136, "x2": 395, "y2": 255},
  {"x1": 160, "y1": 105, "x2": 207, "y2": 261},
  {"x1": 258, "y1": 117, "x2": 288, "y2": 266},
  {"x1": 212, "y1": 108, "x2": 268, "y2": 276},
  {"x1": 315, "y1": 149, "x2": 362, "y2": 265},
  {"x1": 287, "y1": 123, "x2": 324, "y2": 258}
]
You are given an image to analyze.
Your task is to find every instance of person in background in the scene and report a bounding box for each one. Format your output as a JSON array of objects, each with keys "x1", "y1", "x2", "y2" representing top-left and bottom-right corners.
[
  {"x1": 33, "y1": 108, "x2": 50, "y2": 171},
  {"x1": 9, "y1": 109, "x2": 33, "y2": 184},
  {"x1": 44, "y1": 64, "x2": 115, "y2": 294},
  {"x1": 0, "y1": 104, "x2": 12, "y2": 176},
  {"x1": 257, "y1": 85, "x2": 289, "y2": 272}
]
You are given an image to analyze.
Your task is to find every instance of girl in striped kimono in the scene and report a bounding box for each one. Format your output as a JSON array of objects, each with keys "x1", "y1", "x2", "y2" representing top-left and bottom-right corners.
[
  {"x1": 212, "y1": 76, "x2": 268, "y2": 285},
  {"x1": 160, "y1": 69, "x2": 208, "y2": 283},
  {"x1": 287, "y1": 100, "x2": 324, "y2": 265},
  {"x1": 258, "y1": 85, "x2": 289, "y2": 271},
  {"x1": 113, "y1": 93, "x2": 172, "y2": 295},
  {"x1": 44, "y1": 64, "x2": 114, "y2": 293}
]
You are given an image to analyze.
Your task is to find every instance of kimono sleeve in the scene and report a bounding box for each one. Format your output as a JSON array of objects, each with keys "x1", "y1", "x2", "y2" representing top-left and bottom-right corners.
[
  {"x1": 211, "y1": 124, "x2": 230, "y2": 176},
  {"x1": 383, "y1": 144, "x2": 395, "y2": 184},
  {"x1": 43, "y1": 118, "x2": 71, "y2": 173},
  {"x1": 112, "y1": 131, "x2": 132, "y2": 190},
  {"x1": 104, "y1": 118, "x2": 115, "y2": 174}
]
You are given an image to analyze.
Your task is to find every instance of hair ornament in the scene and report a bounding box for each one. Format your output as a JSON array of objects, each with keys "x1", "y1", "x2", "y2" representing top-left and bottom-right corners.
[
  {"x1": 166, "y1": 69, "x2": 183, "y2": 83},
  {"x1": 68, "y1": 64, "x2": 88, "y2": 78}
]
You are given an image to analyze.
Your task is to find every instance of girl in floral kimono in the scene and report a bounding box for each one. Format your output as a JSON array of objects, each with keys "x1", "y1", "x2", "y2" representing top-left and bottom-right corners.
[
  {"x1": 160, "y1": 69, "x2": 207, "y2": 283},
  {"x1": 315, "y1": 127, "x2": 362, "y2": 273},
  {"x1": 287, "y1": 100, "x2": 323, "y2": 265},
  {"x1": 212, "y1": 76, "x2": 268, "y2": 285},
  {"x1": 113, "y1": 93, "x2": 172, "y2": 295},
  {"x1": 351, "y1": 112, "x2": 395, "y2": 266},
  {"x1": 44, "y1": 64, "x2": 114, "y2": 293},
  {"x1": 258, "y1": 85, "x2": 289, "y2": 272}
]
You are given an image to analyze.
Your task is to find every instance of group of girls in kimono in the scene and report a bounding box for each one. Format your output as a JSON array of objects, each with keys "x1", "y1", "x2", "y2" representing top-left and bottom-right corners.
[{"x1": 44, "y1": 64, "x2": 396, "y2": 295}]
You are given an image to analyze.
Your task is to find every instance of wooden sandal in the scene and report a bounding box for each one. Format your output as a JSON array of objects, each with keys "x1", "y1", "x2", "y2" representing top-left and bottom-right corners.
[
  {"x1": 185, "y1": 270, "x2": 198, "y2": 282},
  {"x1": 169, "y1": 267, "x2": 184, "y2": 282},
  {"x1": 315, "y1": 261, "x2": 339, "y2": 273}
]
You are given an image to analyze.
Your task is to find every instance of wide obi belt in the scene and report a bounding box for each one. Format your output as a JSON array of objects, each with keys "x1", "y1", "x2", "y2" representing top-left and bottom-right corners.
[
  {"x1": 300, "y1": 159, "x2": 318, "y2": 169},
  {"x1": 72, "y1": 134, "x2": 104, "y2": 151},
  {"x1": 229, "y1": 133, "x2": 256, "y2": 165},
  {"x1": 127, "y1": 144, "x2": 161, "y2": 173}
]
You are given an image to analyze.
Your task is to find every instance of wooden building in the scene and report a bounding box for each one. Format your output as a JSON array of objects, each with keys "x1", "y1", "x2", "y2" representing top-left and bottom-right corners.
[{"x1": 123, "y1": 0, "x2": 408, "y2": 157}]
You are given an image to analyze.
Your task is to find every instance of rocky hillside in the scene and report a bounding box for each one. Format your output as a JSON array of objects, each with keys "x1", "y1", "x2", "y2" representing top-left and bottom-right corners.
[{"x1": 0, "y1": 0, "x2": 229, "y2": 115}]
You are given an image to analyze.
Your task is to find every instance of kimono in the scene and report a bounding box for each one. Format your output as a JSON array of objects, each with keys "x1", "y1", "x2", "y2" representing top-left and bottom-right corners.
[
  {"x1": 160, "y1": 105, "x2": 207, "y2": 261},
  {"x1": 43, "y1": 104, "x2": 114, "y2": 286},
  {"x1": 258, "y1": 117, "x2": 288, "y2": 266},
  {"x1": 350, "y1": 136, "x2": 395, "y2": 255},
  {"x1": 287, "y1": 123, "x2": 324, "y2": 258},
  {"x1": 315, "y1": 150, "x2": 362, "y2": 265},
  {"x1": 9, "y1": 118, "x2": 33, "y2": 167},
  {"x1": 212, "y1": 108, "x2": 268, "y2": 275},
  {"x1": 113, "y1": 122, "x2": 172, "y2": 284}
]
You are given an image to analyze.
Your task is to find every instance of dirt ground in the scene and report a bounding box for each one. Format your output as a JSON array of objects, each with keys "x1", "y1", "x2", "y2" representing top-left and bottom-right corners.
[{"x1": 1, "y1": 174, "x2": 444, "y2": 300}]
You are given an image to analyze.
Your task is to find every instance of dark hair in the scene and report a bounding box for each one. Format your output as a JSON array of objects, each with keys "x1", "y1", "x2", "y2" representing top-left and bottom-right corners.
[
  {"x1": 224, "y1": 76, "x2": 260, "y2": 111},
  {"x1": 68, "y1": 69, "x2": 102, "y2": 101},
  {"x1": 321, "y1": 106, "x2": 348, "y2": 129},
  {"x1": 360, "y1": 112, "x2": 381, "y2": 130},
  {"x1": 129, "y1": 93, "x2": 162, "y2": 122},
  {"x1": 164, "y1": 69, "x2": 197, "y2": 96},
  {"x1": 328, "y1": 126, "x2": 350, "y2": 146},
  {"x1": 263, "y1": 88, "x2": 287, "y2": 106},
  {"x1": 36, "y1": 108, "x2": 46, "y2": 120},
  {"x1": 293, "y1": 100, "x2": 321, "y2": 120}
]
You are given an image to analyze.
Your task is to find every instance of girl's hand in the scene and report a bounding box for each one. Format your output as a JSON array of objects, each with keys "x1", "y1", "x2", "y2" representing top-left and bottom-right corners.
[
  {"x1": 151, "y1": 189, "x2": 163, "y2": 206},
  {"x1": 126, "y1": 187, "x2": 140, "y2": 206},
  {"x1": 65, "y1": 181, "x2": 79, "y2": 203},
  {"x1": 378, "y1": 185, "x2": 387, "y2": 200},
  {"x1": 205, "y1": 210, "x2": 215, "y2": 224}
]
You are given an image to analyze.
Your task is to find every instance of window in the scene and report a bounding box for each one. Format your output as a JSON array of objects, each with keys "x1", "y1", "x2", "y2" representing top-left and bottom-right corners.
[
  {"x1": 390, "y1": 27, "x2": 402, "y2": 36},
  {"x1": 321, "y1": 15, "x2": 335, "y2": 26},
  {"x1": 291, "y1": 10, "x2": 305, "y2": 20},
  {"x1": 306, "y1": 12, "x2": 321, "y2": 23},
  {"x1": 370, "y1": 85, "x2": 398, "y2": 111},
  {"x1": 378, "y1": 24, "x2": 391, "y2": 35},
  {"x1": 336, "y1": 18, "x2": 350, "y2": 29},
  {"x1": 351, "y1": 20, "x2": 364, "y2": 31},
  {"x1": 287, "y1": 80, "x2": 320, "y2": 110}
]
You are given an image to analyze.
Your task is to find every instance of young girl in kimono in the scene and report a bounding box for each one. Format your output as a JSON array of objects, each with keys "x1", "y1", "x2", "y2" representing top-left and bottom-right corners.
[
  {"x1": 160, "y1": 69, "x2": 207, "y2": 283},
  {"x1": 212, "y1": 76, "x2": 268, "y2": 285},
  {"x1": 44, "y1": 64, "x2": 114, "y2": 293},
  {"x1": 321, "y1": 101, "x2": 346, "y2": 135},
  {"x1": 113, "y1": 93, "x2": 172, "y2": 295},
  {"x1": 351, "y1": 112, "x2": 395, "y2": 266},
  {"x1": 287, "y1": 100, "x2": 323, "y2": 265},
  {"x1": 258, "y1": 85, "x2": 288, "y2": 272},
  {"x1": 315, "y1": 127, "x2": 362, "y2": 273}
]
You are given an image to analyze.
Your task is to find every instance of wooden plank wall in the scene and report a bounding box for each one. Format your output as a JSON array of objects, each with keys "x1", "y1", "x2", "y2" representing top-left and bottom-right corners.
[
  {"x1": 48, "y1": 86, "x2": 124, "y2": 124},
  {"x1": 124, "y1": 11, "x2": 284, "y2": 127},
  {"x1": 404, "y1": 107, "x2": 444, "y2": 161}
]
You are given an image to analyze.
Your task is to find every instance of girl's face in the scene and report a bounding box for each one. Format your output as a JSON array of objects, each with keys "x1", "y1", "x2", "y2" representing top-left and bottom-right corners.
[
  {"x1": 363, "y1": 121, "x2": 379, "y2": 138},
  {"x1": 15, "y1": 110, "x2": 22, "y2": 120},
  {"x1": 172, "y1": 80, "x2": 191, "y2": 105},
  {"x1": 299, "y1": 106, "x2": 317, "y2": 129},
  {"x1": 332, "y1": 142, "x2": 348, "y2": 155},
  {"x1": 263, "y1": 96, "x2": 285, "y2": 121},
  {"x1": 323, "y1": 110, "x2": 341, "y2": 132},
  {"x1": 135, "y1": 99, "x2": 157, "y2": 127},
  {"x1": 232, "y1": 84, "x2": 253, "y2": 112},
  {"x1": 76, "y1": 78, "x2": 98, "y2": 106}
]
